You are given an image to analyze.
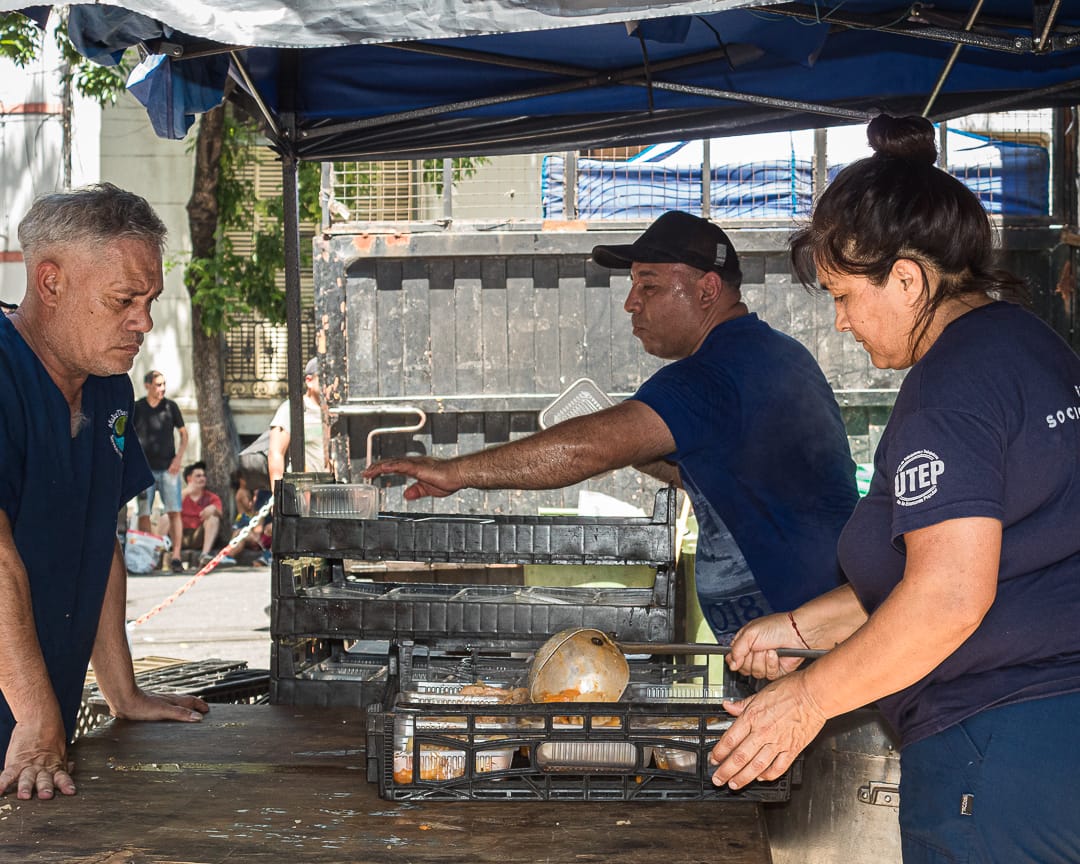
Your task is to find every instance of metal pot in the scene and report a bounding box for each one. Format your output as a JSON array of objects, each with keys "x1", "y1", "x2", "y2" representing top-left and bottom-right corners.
[
  {"x1": 765, "y1": 709, "x2": 902, "y2": 864},
  {"x1": 528, "y1": 628, "x2": 630, "y2": 703}
]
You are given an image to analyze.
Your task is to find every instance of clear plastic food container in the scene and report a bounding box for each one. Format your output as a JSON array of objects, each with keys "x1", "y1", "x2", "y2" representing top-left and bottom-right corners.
[
  {"x1": 534, "y1": 740, "x2": 640, "y2": 772},
  {"x1": 651, "y1": 737, "x2": 699, "y2": 773},
  {"x1": 392, "y1": 745, "x2": 515, "y2": 782},
  {"x1": 393, "y1": 716, "x2": 515, "y2": 782},
  {"x1": 297, "y1": 483, "x2": 378, "y2": 519}
]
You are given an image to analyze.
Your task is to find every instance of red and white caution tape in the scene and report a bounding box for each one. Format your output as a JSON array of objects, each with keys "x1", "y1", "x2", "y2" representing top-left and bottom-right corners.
[{"x1": 128, "y1": 496, "x2": 274, "y2": 627}]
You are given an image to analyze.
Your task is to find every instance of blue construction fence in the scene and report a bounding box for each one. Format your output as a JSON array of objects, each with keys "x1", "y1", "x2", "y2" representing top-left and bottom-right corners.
[{"x1": 542, "y1": 127, "x2": 1049, "y2": 220}]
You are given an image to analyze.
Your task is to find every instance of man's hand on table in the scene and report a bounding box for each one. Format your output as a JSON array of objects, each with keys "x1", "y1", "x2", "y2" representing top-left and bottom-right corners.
[
  {"x1": 1, "y1": 718, "x2": 75, "y2": 800},
  {"x1": 108, "y1": 688, "x2": 210, "y2": 723},
  {"x1": 0, "y1": 691, "x2": 208, "y2": 800}
]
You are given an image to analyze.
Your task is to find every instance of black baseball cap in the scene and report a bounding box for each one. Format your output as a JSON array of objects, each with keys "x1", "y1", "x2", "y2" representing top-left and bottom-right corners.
[{"x1": 591, "y1": 210, "x2": 741, "y2": 282}]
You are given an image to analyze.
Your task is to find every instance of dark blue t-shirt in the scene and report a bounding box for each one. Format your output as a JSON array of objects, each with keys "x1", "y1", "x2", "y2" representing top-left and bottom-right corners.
[
  {"x1": 633, "y1": 314, "x2": 857, "y2": 637},
  {"x1": 0, "y1": 314, "x2": 151, "y2": 757},
  {"x1": 839, "y1": 302, "x2": 1080, "y2": 747}
]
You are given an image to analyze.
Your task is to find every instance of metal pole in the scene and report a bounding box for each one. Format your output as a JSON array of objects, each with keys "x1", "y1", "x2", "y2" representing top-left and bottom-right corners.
[
  {"x1": 564, "y1": 151, "x2": 578, "y2": 219},
  {"x1": 442, "y1": 157, "x2": 453, "y2": 219},
  {"x1": 938, "y1": 121, "x2": 948, "y2": 170},
  {"x1": 277, "y1": 48, "x2": 307, "y2": 480},
  {"x1": 1050, "y1": 106, "x2": 1076, "y2": 224},
  {"x1": 320, "y1": 162, "x2": 332, "y2": 230},
  {"x1": 922, "y1": 0, "x2": 986, "y2": 117},
  {"x1": 813, "y1": 128, "x2": 828, "y2": 202},
  {"x1": 282, "y1": 154, "x2": 305, "y2": 476},
  {"x1": 701, "y1": 138, "x2": 711, "y2": 219}
]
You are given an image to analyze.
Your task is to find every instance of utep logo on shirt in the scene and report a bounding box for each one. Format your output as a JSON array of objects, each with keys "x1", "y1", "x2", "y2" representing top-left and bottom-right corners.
[
  {"x1": 108, "y1": 409, "x2": 129, "y2": 457},
  {"x1": 894, "y1": 449, "x2": 945, "y2": 507}
]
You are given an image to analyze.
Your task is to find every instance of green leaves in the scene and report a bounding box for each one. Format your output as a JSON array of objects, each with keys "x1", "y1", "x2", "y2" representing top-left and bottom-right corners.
[
  {"x1": 420, "y1": 156, "x2": 489, "y2": 196},
  {"x1": 68, "y1": 59, "x2": 129, "y2": 105},
  {"x1": 185, "y1": 235, "x2": 287, "y2": 333},
  {"x1": 186, "y1": 113, "x2": 321, "y2": 335},
  {"x1": 2, "y1": 11, "x2": 129, "y2": 104},
  {"x1": 0, "y1": 12, "x2": 41, "y2": 67}
]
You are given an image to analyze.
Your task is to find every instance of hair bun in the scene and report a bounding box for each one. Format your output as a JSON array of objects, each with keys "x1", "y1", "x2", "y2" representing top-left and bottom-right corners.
[{"x1": 867, "y1": 114, "x2": 938, "y2": 165}]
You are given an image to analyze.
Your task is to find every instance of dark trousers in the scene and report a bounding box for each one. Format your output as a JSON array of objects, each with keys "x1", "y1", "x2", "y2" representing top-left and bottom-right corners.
[{"x1": 899, "y1": 690, "x2": 1080, "y2": 863}]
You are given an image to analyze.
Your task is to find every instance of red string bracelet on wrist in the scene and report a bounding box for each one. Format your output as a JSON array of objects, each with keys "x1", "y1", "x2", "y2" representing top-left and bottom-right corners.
[{"x1": 788, "y1": 611, "x2": 811, "y2": 650}]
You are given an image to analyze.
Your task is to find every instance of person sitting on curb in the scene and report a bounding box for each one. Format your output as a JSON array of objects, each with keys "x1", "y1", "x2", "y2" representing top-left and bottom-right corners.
[
  {"x1": 179, "y1": 462, "x2": 236, "y2": 568},
  {"x1": 225, "y1": 469, "x2": 271, "y2": 566}
]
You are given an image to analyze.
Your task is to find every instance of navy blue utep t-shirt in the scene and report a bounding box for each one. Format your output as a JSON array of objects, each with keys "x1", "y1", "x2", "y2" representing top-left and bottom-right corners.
[
  {"x1": 840, "y1": 301, "x2": 1080, "y2": 747},
  {"x1": 633, "y1": 313, "x2": 857, "y2": 638},
  {"x1": 0, "y1": 314, "x2": 151, "y2": 757}
]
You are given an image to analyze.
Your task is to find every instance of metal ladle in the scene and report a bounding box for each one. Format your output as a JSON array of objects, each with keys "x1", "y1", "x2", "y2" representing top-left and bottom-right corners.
[
  {"x1": 528, "y1": 628, "x2": 630, "y2": 703},
  {"x1": 528, "y1": 628, "x2": 825, "y2": 704}
]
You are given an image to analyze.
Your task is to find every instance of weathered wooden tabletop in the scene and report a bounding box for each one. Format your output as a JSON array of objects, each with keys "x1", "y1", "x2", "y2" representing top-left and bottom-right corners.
[{"x1": 1, "y1": 704, "x2": 772, "y2": 864}]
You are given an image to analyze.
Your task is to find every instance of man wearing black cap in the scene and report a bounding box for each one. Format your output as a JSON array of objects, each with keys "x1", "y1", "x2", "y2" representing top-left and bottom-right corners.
[{"x1": 365, "y1": 211, "x2": 857, "y2": 641}]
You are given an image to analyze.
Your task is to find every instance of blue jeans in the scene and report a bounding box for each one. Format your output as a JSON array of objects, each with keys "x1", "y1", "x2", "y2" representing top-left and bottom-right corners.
[
  {"x1": 136, "y1": 469, "x2": 183, "y2": 516},
  {"x1": 899, "y1": 690, "x2": 1080, "y2": 863}
]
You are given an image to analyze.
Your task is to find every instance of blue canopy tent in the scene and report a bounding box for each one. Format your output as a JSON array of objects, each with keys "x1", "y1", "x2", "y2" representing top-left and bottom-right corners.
[
  {"x1": 7, "y1": 0, "x2": 1080, "y2": 467},
  {"x1": 14, "y1": 1, "x2": 1079, "y2": 159}
]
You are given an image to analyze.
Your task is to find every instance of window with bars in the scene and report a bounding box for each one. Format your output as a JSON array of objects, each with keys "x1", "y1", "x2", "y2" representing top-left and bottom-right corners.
[{"x1": 222, "y1": 146, "x2": 319, "y2": 399}]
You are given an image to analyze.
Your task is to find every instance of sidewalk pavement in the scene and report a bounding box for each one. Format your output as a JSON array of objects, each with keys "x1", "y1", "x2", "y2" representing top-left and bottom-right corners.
[{"x1": 125, "y1": 563, "x2": 273, "y2": 673}]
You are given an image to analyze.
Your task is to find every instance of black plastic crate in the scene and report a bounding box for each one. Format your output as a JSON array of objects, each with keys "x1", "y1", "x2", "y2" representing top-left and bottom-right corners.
[
  {"x1": 273, "y1": 480, "x2": 677, "y2": 568},
  {"x1": 272, "y1": 578, "x2": 676, "y2": 646},
  {"x1": 270, "y1": 636, "x2": 391, "y2": 708},
  {"x1": 270, "y1": 477, "x2": 684, "y2": 720},
  {"x1": 271, "y1": 637, "x2": 538, "y2": 708},
  {"x1": 271, "y1": 479, "x2": 680, "y2": 646},
  {"x1": 365, "y1": 645, "x2": 792, "y2": 803}
]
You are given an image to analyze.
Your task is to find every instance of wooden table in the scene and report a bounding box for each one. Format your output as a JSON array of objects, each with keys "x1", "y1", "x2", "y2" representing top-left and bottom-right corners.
[{"x1": 2, "y1": 705, "x2": 772, "y2": 863}]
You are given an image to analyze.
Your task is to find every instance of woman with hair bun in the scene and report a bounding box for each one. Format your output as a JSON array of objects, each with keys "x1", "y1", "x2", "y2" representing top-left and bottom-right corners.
[{"x1": 709, "y1": 114, "x2": 1080, "y2": 862}]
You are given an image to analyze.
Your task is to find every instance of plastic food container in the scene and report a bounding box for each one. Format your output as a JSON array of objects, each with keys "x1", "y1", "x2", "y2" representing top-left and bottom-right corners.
[
  {"x1": 393, "y1": 744, "x2": 515, "y2": 782},
  {"x1": 393, "y1": 717, "x2": 514, "y2": 782},
  {"x1": 651, "y1": 738, "x2": 699, "y2": 773},
  {"x1": 534, "y1": 740, "x2": 640, "y2": 772},
  {"x1": 298, "y1": 483, "x2": 379, "y2": 519}
]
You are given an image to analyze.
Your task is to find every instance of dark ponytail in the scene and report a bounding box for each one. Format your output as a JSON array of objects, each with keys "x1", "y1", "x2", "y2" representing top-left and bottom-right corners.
[{"x1": 791, "y1": 114, "x2": 1026, "y2": 358}]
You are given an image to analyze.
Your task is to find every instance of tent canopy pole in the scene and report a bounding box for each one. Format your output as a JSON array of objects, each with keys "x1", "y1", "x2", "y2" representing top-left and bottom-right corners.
[{"x1": 278, "y1": 48, "x2": 306, "y2": 478}]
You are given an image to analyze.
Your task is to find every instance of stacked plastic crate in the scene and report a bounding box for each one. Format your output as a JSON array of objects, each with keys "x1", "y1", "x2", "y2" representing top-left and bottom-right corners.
[
  {"x1": 270, "y1": 475, "x2": 679, "y2": 707},
  {"x1": 270, "y1": 474, "x2": 792, "y2": 801}
]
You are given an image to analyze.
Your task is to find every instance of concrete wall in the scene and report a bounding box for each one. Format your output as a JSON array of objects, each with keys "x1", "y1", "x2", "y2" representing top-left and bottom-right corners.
[
  {"x1": 98, "y1": 95, "x2": 202, "y2": 455},
  {"x1": 0, "y1": 43, "x2": 99, "y2": 300}
]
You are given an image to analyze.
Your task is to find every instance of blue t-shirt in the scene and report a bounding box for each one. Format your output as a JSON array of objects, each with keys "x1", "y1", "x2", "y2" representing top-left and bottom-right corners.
[
  {"x1": 0, "y1": 314, "x2": 152, "y2": 757},
  {"x1": 632, "y1": 313, "x2": 857, "y2": 638},
  {"x1": 839, "y1": 302, "x2": 1080, "y2": 747}
]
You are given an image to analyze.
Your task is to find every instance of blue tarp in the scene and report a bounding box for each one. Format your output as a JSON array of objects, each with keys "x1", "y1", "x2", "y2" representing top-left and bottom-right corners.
[
  {"x1": 542, "y1": 129, "x2": 1051, "y2": 220},
  {"x1": 7, "y1": 2, "x2": 1080, "y2": 160},
  {"x1": 543, "y1": 157, "x2": 813, "y2": 219}
]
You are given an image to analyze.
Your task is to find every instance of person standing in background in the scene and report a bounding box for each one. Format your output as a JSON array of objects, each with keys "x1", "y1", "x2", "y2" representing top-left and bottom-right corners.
[
  {"x1": 267, "y1": 356, "x2": 326, "y2": 489},
  {"x1": 132, "y1": 370, "x2": 187, "y2": 572}
]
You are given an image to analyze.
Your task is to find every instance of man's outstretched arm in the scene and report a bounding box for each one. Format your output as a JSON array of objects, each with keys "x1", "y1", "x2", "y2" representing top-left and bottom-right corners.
[{"x1": 363, "y1": 400, "x2": 675, "y2": 500}]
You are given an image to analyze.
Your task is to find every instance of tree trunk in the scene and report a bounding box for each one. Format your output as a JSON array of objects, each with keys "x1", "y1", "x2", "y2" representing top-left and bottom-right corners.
[{"x1": 185, "y1": 105, "x2": 238, "y2": 528}]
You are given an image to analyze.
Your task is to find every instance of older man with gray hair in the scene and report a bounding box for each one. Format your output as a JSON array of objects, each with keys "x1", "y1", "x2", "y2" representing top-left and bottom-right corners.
[{"x1": 0, "y1": 184, "x2": 208, "y2": 801}]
